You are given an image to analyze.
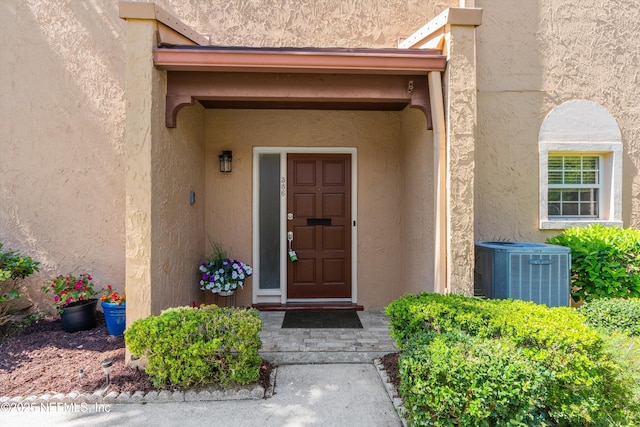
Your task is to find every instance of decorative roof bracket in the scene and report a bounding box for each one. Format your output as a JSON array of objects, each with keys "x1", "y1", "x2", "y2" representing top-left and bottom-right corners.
[{"x1": 156, "y1": 47, "x2": 445, "y2": 129}]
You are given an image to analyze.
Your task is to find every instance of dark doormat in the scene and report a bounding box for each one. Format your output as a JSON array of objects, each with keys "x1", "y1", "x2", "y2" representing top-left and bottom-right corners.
[{"x1": 281, "y1": 310, "x2": 363, "y2": 329}]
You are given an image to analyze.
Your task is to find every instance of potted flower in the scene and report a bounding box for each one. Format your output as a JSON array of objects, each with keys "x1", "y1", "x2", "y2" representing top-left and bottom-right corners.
[
  {"x1": 99, "y1": 285, "x2": 126, "y2": 336},
  {"x1": 199, "y1": 242, "x2": 252, "y2": 297},
  {"x1": 42, "y1": 274, "x2": 97, "y2": 333}
]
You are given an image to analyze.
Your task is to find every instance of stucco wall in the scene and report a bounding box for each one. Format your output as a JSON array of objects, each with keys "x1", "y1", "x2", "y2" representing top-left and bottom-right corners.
[
  {"x1": 1, "y1": 0, "x2": 457, "y2": 312},
  {"x1": 123, "y1": 18, "x2": 157, "y2": 322},
  {"x1": 203, "y1": 109, "x2": 417, "y2": 308},
  {"x1": 151, "y1": 103, "x2": 206, "y2": 313},
  {"x1": 443, "y1": 25, "x2": 477, "y2": 294},
  {"x1": 474, "y1": 0, "x2": 640, "y2": 242},
  {"x1": 125, "y1": 19, "x2": 206, "y2": 319},
  {"x1": 400, "y1": 107, "x2": 436, "y2": 294},
  {"x1": 154, "y1": 0, "x2": 457, "y2": 48},
  {"x1": 0, "y1": 1, "x2": 126, "y2": 308},
  {"x1": 12, "y1": 0, "x2": 640, "y2": 314}
]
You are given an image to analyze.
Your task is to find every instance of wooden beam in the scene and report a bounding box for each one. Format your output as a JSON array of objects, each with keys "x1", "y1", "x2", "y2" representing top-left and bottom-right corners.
[{"x1": 165, "y1": 71, "x2": 434, "y2": 129}]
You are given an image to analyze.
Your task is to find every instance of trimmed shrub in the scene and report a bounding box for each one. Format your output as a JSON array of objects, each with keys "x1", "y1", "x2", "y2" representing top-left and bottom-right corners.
[
  {"x1": 125, "y1": 306, "x2": 262, "y2": 388},
  {"x1": 385, "y1": 293, "x2": 500, "y2": 345},
  {"x1": 0, "y1": 243, "x2": 39, "y2": 326},
  {"x1": 579, "y1": 298, "x2": 640, "y2": 336},
  {"x1": 546, "y1": 225, "x2": 640, "y2": 302},
  {"x1": 386, "y1": 293, "x2": 636, "y2": 426},
  {"x1": 400, "y1": 331, "x2": 549, "y2": 426},
  {"x1": 599, "y1": 332, "x2": 640, "y2": 425}
]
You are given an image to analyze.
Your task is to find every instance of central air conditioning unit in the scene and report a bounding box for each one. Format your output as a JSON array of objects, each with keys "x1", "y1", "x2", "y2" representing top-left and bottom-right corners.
[{"x1": 474, "y1": 242, "x2": 571, "y2": 307}]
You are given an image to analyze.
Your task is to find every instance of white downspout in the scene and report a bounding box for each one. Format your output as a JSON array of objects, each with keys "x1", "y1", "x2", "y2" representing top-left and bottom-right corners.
[{"x1": 429, "y1": 71, "x2": 448, "y2": 294}]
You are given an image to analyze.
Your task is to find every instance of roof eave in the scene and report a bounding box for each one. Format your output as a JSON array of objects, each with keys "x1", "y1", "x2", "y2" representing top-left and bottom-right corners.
[{"x1": 153, "y1": 47, "x2": 447, "y2": 75}]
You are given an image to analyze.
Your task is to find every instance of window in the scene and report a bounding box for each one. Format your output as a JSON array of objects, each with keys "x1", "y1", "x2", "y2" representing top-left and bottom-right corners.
[
  {"x1": 539, "y1": 100, "x2": 622, "y2": 229},
  {"x1": 258, "y1": 153, "x2": 281, "y2": 290},
  {"x1": 548, "y1": 155, "x2": 600, "y2": 218}
]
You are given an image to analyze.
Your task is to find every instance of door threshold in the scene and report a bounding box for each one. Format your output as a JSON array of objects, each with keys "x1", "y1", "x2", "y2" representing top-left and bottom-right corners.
[{"x1": 252, "y1": 302, "x2": 364, "y2": 311}]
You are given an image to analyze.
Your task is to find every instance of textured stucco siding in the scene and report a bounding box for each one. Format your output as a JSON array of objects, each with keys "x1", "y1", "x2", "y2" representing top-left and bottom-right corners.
[
  {"x1": 154, "y1": 0, "x2": 457, "y2": 48},
  {"x1": 150, "y1": 103, "x2": 205, "y2": 314},
  {"x1": 202, "y1": 109, "x2": 433, "y2": 309},
  {"x1": 474, "y1": 0, "x2": 640, "y2": 242},
  {"x1": 444, "y1": 25, "x2": 477, "y2": 294},
  {"x1": 400, "y1": 107, "x2": 436, "y2": 294},
  {"x1": 124, "y1": 18, "x2": 157, "y2": 322},
  {"x1": 1, "y1": 0, "x2": 457, "y2": 312},
  {"x1": 1, "y1": 1, "x2": 126, "y2": 307},
  {"x1": 8, "y1": 0, "x2": 640, "y2": 314},
  {"x1": 125, "y1": 20, "x2": 206, "y2": 319}
]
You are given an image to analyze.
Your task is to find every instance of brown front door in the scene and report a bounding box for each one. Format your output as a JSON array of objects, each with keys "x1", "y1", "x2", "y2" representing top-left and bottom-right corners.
[{"x1": 287, "y1": 154, "x2": 352, "y2": 299}]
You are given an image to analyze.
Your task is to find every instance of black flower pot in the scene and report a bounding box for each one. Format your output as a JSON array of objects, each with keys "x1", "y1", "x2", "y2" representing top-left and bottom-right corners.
[{"x1": 60, "y1": 299, "x2": 98, "y2": 333}]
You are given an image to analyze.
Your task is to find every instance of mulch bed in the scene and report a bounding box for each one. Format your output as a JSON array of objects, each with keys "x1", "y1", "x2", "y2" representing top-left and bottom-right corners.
[
  {"x1": 380, "y1": 352, "x2": 401, "y2": 392},
  {"x1": 0, "y1": 313, "x2": 273, "y2": 397}
]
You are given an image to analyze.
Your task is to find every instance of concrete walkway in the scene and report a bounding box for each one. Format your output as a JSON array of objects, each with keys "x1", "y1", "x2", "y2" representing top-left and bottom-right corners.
[
  {"x1": 0, "y1": 364, "x2": 402, "y2": 427},
  {"x1": 0, "y1": 311, "x2": 403, "y2": 426}
]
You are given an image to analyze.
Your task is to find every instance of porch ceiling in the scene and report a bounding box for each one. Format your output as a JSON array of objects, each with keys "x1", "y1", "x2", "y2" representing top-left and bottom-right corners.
[{"x1": 155, "y1": 46, "x2": 447, "y2": 129}]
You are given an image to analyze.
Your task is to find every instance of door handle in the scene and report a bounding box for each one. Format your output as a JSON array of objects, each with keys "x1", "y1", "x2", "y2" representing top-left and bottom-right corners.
[{"x1": 287, "y1": 232, "x2": 298, "y2": 262}]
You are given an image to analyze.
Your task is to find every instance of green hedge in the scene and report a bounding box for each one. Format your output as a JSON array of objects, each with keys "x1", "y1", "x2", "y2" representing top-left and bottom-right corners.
[
  {"x1": 386, "y1": 293, "x2": 637, "y2": 426},
  {"x1": 126, "y1": 306, "x2": 262, "y2": 388},
  {"x1": 578, "y1": 298, "x2": 640, "y2": 336},
  {"x1": 546, "y1": 225, "x2": 640, "y2": 302},
  {"x1": 400, "y1": 331, "x2": 548, "y2": 426},
  {"x1": 580, "y1": 298, "x2": 640, "y2": 415}
]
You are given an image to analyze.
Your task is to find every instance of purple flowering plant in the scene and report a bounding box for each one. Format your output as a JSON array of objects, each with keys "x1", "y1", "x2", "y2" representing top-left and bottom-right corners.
[
  {"x1": 199, "y1": 241, "x2": 252, "y2": 294},
  {"x1": 42, "y1": 273, "x2": 97, "y2": 313}
]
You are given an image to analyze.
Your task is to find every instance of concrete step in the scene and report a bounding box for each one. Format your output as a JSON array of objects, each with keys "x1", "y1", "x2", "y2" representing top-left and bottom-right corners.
[
  {"x1": 258, "y1": 310, "x2": 398, "y2": 365},
  {"x1": 260, "y1": 350, "x2": 392, "y2": 365}
]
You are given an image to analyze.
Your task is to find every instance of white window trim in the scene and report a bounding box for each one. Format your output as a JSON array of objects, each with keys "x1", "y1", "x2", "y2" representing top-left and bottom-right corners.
[{"x1": 539, "y1": 141, "x2": 622, "y2": 230}]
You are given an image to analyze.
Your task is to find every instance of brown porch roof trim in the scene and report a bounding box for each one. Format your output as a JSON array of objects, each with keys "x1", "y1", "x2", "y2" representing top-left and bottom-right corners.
[
  {"x1": 153, "y1": 46, "x2": 446, "y2": 74},
  {"x1": 165, "y1": 71, "x2": 433, "y2": 128}
]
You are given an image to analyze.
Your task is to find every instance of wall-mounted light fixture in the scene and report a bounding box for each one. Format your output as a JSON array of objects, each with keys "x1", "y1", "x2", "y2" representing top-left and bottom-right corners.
[{"x1": 219, "y1": 150, "x2": 232, "y2": 173}]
